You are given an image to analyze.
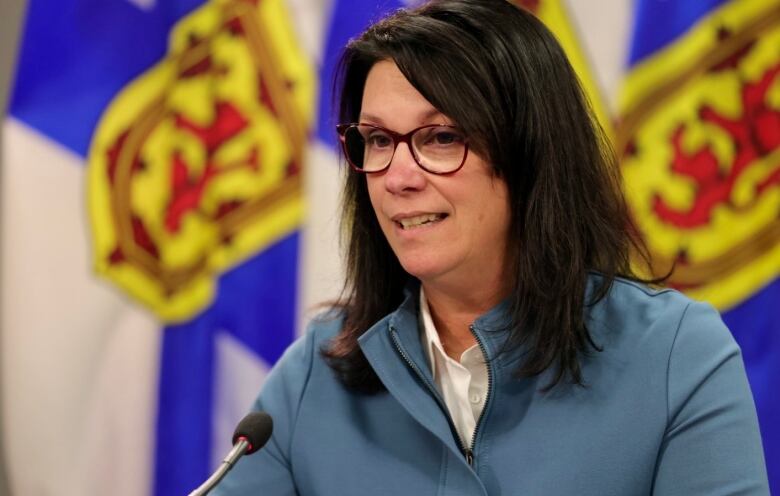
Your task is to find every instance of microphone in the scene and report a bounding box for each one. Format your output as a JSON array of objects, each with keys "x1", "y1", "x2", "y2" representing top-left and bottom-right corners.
[{"x1": 188, "y1": 411, "x2": 274, "y2": 496}]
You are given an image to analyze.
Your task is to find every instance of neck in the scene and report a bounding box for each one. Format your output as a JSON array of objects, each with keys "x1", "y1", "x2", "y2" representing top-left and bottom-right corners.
[{"x1": 421, "y1": 277, "x2": 509, "y2": 360}]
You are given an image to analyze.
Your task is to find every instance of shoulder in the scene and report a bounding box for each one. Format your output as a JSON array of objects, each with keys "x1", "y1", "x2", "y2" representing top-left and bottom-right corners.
[
  {"x1": 267, "y1": 309, "x2": 344, "y2": 380},
  {"x1": 584, "y1": 276, "x2": 741, "y2": 394},
  {"x1": 255, "y1": 310, "x2": 344, "y2": 406},
  {"x1": 307, "y1": 309, "x2": 346, "y2": 341},
  {"x1": 583, "y1": 276, "x2": 758, "y2": 430},
  {"x1": 590, "y1": 275, "x2": 691, "y2": 325},
  {"x1": 588, "y1": 276, "x2": 736, "y2": 352},
  {"x1": 592, "y1": 281, "x2": 768, "y2": 492}
]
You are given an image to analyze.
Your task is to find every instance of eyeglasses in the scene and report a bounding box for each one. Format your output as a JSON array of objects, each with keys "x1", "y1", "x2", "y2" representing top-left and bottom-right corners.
[{"x1": 336, "y1": 123, "x2": 469, "y2": 174}]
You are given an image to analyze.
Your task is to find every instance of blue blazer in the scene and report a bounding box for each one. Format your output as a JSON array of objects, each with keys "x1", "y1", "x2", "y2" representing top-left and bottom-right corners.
[{"x1": 214, "y1": 277, "x2": 768, "y2": 495}]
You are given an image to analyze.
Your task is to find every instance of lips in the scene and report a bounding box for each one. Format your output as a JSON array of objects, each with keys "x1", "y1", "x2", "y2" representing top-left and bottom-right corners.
[{"x1": 393, "y1": 213, "x2": 447, "y2": 230}]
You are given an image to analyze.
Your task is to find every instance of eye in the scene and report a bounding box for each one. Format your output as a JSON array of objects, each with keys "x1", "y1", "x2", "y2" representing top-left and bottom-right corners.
[
  {"x1": 366, "y1": 132, "x2": 393, "y2": 148},
  {"x1": 424, "y1": 127, "x2": 465, "y2": 146},
  {"x1": 433, "y1": 131, "x2": 460, "y2": 145}
]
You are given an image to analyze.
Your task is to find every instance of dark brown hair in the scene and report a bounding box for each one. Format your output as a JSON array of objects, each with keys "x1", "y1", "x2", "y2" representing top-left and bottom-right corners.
[{"x1": 323, "y1": 0, "x2": 656, "y2": 392}]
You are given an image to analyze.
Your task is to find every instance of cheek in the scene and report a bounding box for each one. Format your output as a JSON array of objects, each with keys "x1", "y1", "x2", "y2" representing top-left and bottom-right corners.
[
  {"x1": 366, "y1": 178, "x2": 392, "y2": 234},
  {"x1": 469, "y1": 180, "x2": 507, "y2": 225},
  {"x1": 479, "y1": 183, "x2": 511, "y2": 238},
  {"x1": 366, "y1": 177, "x2": 383, "y2": 212}
]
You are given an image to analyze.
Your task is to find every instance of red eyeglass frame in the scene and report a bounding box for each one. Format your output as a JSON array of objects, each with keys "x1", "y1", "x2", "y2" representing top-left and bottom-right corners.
[{"x1": 335, "y1": 123, "x2": 470, "y2": 175}]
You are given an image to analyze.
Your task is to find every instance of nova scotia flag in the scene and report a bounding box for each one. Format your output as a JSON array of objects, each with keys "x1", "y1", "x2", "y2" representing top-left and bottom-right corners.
[
  {"x1": 8, "y1": 1, "x2": 773, "y2": 496},
  {"x1": 1, "y1": 0, "x2": 405, "y2": 494}
]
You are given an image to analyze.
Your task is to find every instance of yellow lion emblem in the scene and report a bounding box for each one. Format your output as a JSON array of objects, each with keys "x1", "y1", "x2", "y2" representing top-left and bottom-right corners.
[
  {"x1": 88, "y1": 0, "x2": 315, "y2": 321},
  {"x1": 619, "y1": 0, "x2": 780, "y2": 309}
]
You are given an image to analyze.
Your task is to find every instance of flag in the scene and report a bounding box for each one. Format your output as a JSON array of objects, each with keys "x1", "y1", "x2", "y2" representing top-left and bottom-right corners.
[
  {"x1": 511, "y1": 0, "x2": 613, "y2": 137},
  {"x1": 2, "y1": 0, "x2": 418, "y2": 493},
  {"x1": 4, "y1": 0, "x2": 309, "y2": 494},
  {"x1": 8, "y1": 0, "x2": 773, "y2": 495},
  {"x1": 618, "y1": 0, "x2": 780, "y2": 491},
  {"x1": 527, "y1": 0, "x2": 779, "y2": 488}
]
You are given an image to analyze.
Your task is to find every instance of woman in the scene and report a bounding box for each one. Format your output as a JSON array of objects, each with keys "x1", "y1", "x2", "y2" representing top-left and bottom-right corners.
[{"x1": 215, "y1": 1, "x2": 768, "y2": 494}]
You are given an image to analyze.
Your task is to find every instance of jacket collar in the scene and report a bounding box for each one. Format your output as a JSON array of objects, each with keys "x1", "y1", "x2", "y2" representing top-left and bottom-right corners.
[
  {"x1": 358, "y1": 281, "x2": 519, "y2": 371},
  {"x1": 357, "y1": 288, "x2": 461, "y2": 458},
  {"x1": 361, "y1": 272, "x2": 606, "y2": 361},
  {"x1": 356, "y1": 282, "x2": 520, "y2": 466},
  {"x1": 357, "y1": 273, "x2": 610, "y2": 426}
]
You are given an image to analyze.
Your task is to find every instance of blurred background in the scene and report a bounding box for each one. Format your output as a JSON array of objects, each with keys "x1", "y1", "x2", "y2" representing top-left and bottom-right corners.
[{"x1": 1, "y1": 0, "x2": 777, "y2": 494}]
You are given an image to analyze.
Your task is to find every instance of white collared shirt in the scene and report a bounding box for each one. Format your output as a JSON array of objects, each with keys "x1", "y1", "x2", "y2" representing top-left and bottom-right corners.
[{"x1": 419, "y1": 288, "x2": 489, "y2": 448}]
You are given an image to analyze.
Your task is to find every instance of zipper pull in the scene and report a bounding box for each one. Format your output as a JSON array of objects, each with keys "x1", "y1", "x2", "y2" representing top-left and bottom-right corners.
[{"x1": 465, "y1": 448, "x2": 474, "y2": 466}]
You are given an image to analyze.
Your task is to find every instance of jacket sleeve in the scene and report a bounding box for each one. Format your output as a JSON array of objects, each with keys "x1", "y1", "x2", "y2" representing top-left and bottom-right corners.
[
  {"x1": 652, "y1": 301, "x2": 769, "y2": 495},
  {"x1": 211, "y1": 324, "x2": 318, "y2": 496}
]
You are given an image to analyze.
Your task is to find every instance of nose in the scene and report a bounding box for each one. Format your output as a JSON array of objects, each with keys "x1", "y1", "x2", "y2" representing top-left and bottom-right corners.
[{"x1": 382, "y1": 142, "x2": 427, "y2": 194}]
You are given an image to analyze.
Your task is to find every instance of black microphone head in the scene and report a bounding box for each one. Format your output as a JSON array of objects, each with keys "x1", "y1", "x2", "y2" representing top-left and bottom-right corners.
[{"x1": 232, "y1": 411, "x2": 273, "y2": 454}]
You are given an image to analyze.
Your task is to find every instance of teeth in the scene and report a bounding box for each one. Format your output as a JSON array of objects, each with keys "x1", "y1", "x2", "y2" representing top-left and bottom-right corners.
[{"x1": 398, "y1": 213, "x2": 445, "y2": 229}]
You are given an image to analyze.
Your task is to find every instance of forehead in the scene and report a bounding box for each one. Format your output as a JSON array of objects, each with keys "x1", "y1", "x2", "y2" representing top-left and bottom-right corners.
[{"x1": 360, "y1": 60, "x2": 447, "y2": 127}]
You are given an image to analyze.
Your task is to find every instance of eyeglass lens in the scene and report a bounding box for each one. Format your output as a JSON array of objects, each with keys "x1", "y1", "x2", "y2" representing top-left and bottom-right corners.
[{"x1": 342, "y1": 125, "x2": 466, "y2": 173}]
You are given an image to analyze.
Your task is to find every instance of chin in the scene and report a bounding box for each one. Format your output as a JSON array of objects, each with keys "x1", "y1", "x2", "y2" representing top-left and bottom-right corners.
[{"x1": 396, "y1": 256, "x2": 451, "y2": 283}]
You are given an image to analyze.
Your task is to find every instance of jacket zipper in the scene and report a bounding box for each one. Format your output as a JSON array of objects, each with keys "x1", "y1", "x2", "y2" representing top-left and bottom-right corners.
[
  {"x1": 466, "y1": 324, "x2": 494, "y2": 468},
  {"x1": 389, "y1": 327, "x2": 471, "y2": 462},
  {"x1": 388, "y1": 324, "x2": 494, "y2": 468}
]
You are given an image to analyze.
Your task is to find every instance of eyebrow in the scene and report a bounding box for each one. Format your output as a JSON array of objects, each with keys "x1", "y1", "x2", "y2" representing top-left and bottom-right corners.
[{"x1": 359, "y1": 108, "x2": 447, "y2": 125}]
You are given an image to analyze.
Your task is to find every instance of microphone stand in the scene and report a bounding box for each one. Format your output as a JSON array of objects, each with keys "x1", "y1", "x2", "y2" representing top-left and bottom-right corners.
[{"x1": 188, "y1": 438, "x2": 251, "y2": 496}]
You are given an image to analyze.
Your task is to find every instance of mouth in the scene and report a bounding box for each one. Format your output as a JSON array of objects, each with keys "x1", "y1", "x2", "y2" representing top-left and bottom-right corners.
[{"x1": 394, "y1": 213, "x2": 448, "y2": 230}]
